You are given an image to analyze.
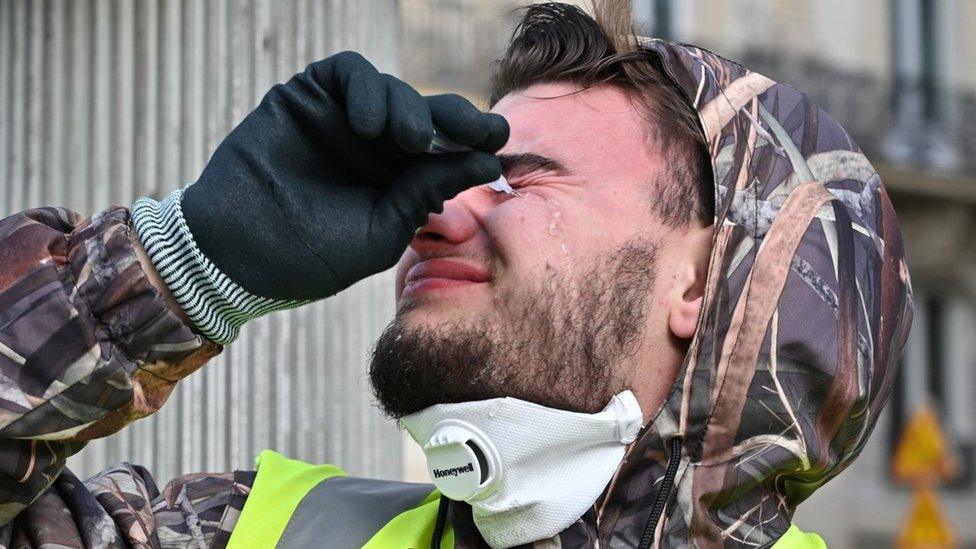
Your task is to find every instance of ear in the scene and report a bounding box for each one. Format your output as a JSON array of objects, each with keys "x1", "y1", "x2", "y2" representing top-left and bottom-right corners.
[
  {"x1": 669, "y1": 295, "x2": 702, "y2": 340},
  {"x1": 667, "y1": 224, "x2": 713, "y2": 341},
  {"x1": 668, "y1": 278, "x2": 704, "y2": 340}
]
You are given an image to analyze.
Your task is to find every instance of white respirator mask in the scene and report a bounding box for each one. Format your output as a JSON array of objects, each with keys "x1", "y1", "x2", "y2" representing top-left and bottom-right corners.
[{"x1": 400, "y1": 390, "x2": 644, "y2": 549}]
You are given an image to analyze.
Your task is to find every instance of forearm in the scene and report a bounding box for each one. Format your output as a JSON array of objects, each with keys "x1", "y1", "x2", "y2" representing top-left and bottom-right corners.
[{"x1": 0, "y1": 205, "x2": 221, "y2": 525}]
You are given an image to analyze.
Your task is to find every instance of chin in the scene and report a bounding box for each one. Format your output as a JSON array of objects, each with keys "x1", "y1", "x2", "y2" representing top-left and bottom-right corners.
[{"x1": 399, "y1": 303, "x2": 499, "y2": 341}]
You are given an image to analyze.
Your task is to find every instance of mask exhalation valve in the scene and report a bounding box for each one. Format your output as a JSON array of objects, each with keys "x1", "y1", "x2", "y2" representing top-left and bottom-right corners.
[{"x1": 422, "y1": 419, "x2": 502, "y2": 501}]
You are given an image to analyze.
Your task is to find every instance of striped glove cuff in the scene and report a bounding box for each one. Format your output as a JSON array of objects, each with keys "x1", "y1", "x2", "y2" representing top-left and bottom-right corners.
[{"x1": 131, "y1": 189, "x2": 307, "y2": 344}]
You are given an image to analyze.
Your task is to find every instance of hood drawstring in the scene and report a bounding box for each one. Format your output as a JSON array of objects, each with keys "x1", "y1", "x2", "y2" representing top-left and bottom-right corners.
[
  {"x1": 430, "y1": 437, "x2": 683, "y2": 549},
  {"x1": 637, "y1": 437, "x2": 683, "y2": 549},
  {"x1": 431, "y1": 494, "x2": 450, "y2": 549}
]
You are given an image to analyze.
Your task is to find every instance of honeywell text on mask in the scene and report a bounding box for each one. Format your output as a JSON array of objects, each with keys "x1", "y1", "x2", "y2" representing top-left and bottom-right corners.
[{"x1": 433, "y1": 463, "x2": 475, "y2": 478}]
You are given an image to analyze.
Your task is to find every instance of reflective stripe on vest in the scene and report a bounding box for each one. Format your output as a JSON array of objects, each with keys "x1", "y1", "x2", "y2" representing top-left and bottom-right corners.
[
  {"x1": 227, "y1": 450, "x2": 822, "y2": 548},
  {"x1": 227, "y1": 450, "x2": 454, "y2": 548}
]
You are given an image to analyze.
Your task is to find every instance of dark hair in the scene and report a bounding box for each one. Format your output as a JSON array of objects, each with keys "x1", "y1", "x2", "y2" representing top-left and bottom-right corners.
[{"x1": 489, "y1": 1, "x2": 713, "y2": 226}]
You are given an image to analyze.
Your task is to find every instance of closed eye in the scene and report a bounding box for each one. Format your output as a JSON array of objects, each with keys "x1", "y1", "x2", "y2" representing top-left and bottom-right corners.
[
  {"x1": 481, "y1": 179, "x2": 531, "y2": 197},
  {"x1": 504, "y1": 177, "x2": 534, "y2": 189}
]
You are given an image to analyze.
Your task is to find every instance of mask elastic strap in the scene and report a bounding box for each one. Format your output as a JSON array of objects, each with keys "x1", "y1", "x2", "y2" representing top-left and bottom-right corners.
[{"x1": 430, "y1": 494, "x2": 450, "y2": 549}]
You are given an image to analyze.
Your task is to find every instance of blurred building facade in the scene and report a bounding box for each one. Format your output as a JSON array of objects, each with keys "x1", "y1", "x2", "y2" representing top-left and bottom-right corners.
[
  {"x1": 0, "y1": 0, "x2": 404, "y2": 485},
  {"x1": 400, "y1": 0, "x2": 976, "y2": 546}
]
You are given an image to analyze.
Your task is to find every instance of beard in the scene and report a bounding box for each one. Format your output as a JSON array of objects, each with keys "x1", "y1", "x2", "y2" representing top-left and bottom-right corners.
[{"x1": 369, "y1": 238, "x2": 660, "y2": 419}]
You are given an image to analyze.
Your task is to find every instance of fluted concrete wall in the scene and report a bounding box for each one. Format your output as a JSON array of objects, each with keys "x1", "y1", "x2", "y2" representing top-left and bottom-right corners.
[{"x1": 0, "y1": 0, "x2": 403, "y2": 483}]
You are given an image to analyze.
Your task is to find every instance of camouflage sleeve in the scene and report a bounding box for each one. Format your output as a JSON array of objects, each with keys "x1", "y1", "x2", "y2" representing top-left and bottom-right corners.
[
  {"x1": 0, "y1": 467, "x2": 255, "y2": 548},
  {"x1": 0, "y1": 206, "x2": 222, "y2": 533}
]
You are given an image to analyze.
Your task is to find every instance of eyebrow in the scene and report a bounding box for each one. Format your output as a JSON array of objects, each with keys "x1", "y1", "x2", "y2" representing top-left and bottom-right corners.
[{"x1": 497, "y1": 152, "x2": 570, "y2": 177}]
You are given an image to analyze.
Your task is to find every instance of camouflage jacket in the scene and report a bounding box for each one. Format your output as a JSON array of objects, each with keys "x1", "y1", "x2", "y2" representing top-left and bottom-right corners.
[{"x1": 0, "y1": 206, "x2": 246, "y2": 548}]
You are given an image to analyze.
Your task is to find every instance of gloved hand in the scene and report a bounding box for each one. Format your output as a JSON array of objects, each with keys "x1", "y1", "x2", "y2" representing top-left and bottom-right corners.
[{"x1": 132, "y1": 52, "x2": 508, "y2": 343}]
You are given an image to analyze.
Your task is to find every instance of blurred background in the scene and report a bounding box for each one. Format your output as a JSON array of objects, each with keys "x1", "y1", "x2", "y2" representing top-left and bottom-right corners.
[{"x1": 1, "y1": 0, "x2": 973, "y2": 546}]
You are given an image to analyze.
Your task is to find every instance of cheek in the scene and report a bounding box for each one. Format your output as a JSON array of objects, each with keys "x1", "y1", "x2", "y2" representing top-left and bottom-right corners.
[{"x1": 484, "y1": 195, "x2": 592, "y2": 278}]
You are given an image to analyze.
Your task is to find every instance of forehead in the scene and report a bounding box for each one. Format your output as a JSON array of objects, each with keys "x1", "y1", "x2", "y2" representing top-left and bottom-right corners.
[{"x1": 490, "y1": 82, "x2": 660, "y2": 185}]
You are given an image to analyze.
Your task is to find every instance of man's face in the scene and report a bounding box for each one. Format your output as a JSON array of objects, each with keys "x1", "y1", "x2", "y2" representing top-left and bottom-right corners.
[{"x1": 370, "y1": 82, "x2": 697, "y2": 419}]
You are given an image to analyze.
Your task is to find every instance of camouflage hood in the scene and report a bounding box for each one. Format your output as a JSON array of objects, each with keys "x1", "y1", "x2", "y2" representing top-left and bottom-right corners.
[{"x1": 590, "y1": 40, "x2": 915, "y2": 547}]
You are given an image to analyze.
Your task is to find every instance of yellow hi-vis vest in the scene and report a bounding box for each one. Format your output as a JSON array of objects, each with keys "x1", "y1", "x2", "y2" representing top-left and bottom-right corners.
[{"x1": 226, "y1": 451, "x2": 825, "y2": 548}]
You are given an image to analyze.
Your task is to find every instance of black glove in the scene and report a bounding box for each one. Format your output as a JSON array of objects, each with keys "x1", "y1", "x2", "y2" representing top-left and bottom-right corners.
[{"x1": 181, "y1": 51, "x2": 508, "y2": 301}]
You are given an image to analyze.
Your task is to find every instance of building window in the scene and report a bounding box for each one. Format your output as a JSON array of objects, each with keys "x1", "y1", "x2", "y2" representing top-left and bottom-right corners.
[
  {"x1": 888, "y1": 292, "x2": 974, "y2": 489},
  {"x1": 890, "y1": 0, "x2": 940, "y2": 121}
]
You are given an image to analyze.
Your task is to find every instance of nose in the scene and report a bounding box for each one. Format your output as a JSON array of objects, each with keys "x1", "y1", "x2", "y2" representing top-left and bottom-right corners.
[{"x1": 409, "y1": 187, "x2": 487, "y2": 256}]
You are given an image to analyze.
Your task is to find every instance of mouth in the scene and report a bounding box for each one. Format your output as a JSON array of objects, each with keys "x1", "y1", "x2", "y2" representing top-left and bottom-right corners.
[{"x1": 402, "y1": 259, "x2": 491, "y2": 297}]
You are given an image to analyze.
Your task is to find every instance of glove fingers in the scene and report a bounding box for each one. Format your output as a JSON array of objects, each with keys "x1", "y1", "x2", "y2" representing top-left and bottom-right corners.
[
  {"x1": 473, "y1": 112, "x2": 510, "y2": 153},
  {"x1": 428, "y1": 94, "x2": 489, "y2": 146},
  {"x1": 374, "y1": 151, "x2": 501, "y2": 236},
  {"x1": 370, "y1": 131, "x2": 415, "y2": 169},
  {"x1": 290, "y1": 89, "x2": 393, "y2": 186},
  {"x1": 319, "y1": 123, "x2": 394, "y2": 186},
  {"x1": 384, "y1": 75, "x2": 434, "y2": 154},
  {"x1": 277, "y1": 60, "x2": 393, "y2": 185},
  {"x1": 333, "y1": 52, "x2": 388, "y2": 140}
]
